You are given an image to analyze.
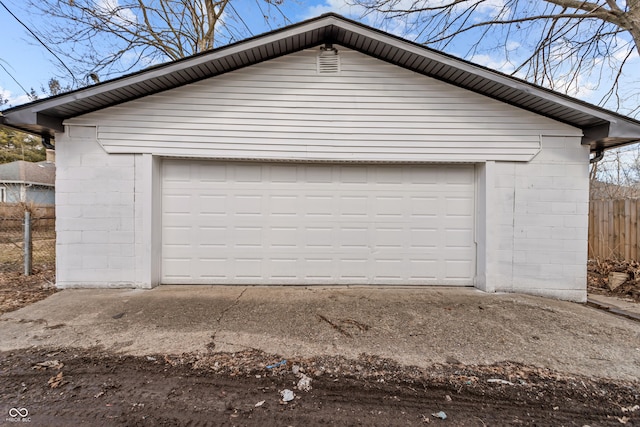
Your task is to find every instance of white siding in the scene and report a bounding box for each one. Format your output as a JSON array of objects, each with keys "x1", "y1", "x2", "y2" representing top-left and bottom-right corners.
[{"x1": 66, "y1": 47, "x2": 581, "y2": 162}]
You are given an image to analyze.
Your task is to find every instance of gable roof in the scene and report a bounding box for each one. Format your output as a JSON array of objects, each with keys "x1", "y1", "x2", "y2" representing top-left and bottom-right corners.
[
  {"x1": 0, "y1": 161, "x2": 55, "y2": 187},
  {"x1": 1, "y1": 13, "x2": 639, "y2": 153}
]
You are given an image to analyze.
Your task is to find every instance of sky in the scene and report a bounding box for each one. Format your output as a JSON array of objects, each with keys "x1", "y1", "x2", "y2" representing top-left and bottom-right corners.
[{"x1": 1, "y1": 0, "x2": 638, "y2": 117}]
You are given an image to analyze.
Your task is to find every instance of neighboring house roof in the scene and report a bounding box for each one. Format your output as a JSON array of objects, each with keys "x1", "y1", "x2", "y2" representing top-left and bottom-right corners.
[
  {"x1": 1, "y1": 13, "x2": 639, "y2": 152},
  {"x1": 0, "y1": 161, "x2": 55, "y2": 187}
]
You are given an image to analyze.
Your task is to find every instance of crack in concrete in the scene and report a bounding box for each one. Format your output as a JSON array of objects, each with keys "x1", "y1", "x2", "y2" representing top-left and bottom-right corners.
[{"x1": 209, "y1": 287, "x2": 247, "y2": 350}]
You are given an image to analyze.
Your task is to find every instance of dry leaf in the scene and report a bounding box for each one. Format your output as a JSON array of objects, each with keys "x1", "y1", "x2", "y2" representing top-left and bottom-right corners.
[
  {"x1": 48, "y1": 371, "x2": 65, "y2": 388},
  {"x1": 33, "y1": 360, "x2": 64, "y2": 370}
]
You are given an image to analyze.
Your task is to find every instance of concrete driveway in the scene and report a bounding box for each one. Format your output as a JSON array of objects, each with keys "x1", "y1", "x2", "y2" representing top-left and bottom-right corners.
[{"x1": 1, "y1": 286, "x2": 639, "y2": 380}]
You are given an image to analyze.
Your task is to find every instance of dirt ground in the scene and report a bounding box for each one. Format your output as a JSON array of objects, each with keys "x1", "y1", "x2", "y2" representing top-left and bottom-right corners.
[
  {"x1": 2, "y1": 347, "x2": 639, "y2": 426},
  {"x1": 1, "y1": 270, "x2": 640, "y2": 425},
  {"x1": 0, "y1": 268, "x2": 56, "y2": 316}
]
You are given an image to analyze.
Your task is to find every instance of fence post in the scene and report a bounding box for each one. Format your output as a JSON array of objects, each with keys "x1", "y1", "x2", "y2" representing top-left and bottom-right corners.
[{"x1": 24, "y1": 210, "x2": 32, "y2": 276}]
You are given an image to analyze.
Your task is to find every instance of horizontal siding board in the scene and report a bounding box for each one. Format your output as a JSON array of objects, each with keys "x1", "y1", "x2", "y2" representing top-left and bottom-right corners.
[
  {"x1": 107, "y1": 146, "x2": 535, "y2": 162},
  {"x1": 98, "y1": 122, "x2": 552, "y2": 134},
  {"x1": 98, "y1": 131, "x2": 542, "y2": 143},
  {"x1": 69, "y1": 46, "x2": 580, "y2": 162},
  {"x1": 93, "y1": 115, "x2": 557, "y2": 127}
]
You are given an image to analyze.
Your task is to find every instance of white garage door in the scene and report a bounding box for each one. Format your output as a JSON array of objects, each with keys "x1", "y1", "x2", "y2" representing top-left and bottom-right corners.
[{"x1": 162, "y1": 160, "x2": 475, "y2": 285}]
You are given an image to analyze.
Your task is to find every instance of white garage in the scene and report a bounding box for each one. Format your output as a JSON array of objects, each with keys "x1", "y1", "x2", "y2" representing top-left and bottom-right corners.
[
  {"x1": 6, "y1": 14, "x2": 640, "y2": 301},
  {"x1": 162, "y1": 160, "x2": 475, "y2": 285}
]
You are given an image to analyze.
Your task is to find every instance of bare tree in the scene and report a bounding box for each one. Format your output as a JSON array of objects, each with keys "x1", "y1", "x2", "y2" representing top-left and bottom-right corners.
[
  {"x1": 352, "y1": 0, "x2": 639, "y2": 115},
  {"x1": 24, "y1": 0, "x2": 290, "y2": 84}
]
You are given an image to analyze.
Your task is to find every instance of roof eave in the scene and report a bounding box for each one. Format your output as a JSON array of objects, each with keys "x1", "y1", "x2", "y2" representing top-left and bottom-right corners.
[
  {"x1": 1, "y1": 111, "x2": 62, "y2": 137},
  {"x1": 584, "y1": 120, "x2": 640, "y2": 152}
]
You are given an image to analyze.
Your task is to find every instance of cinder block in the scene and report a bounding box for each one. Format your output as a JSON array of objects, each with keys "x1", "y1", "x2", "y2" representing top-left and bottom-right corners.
[
  {"x1": 538, "y1": 189, "x2": 574, "y2": 202},
  {"x1": 552, "y1": 176, "x2": 589, "y2": 191},
  {"x1": 525, "y1": 251, "x2": 550, "y2": 265},
  {"x1": 67, "y1": 243, "x2": 108, "y2": 257},
  {"x1": 58, "y1": 268, "x2": 92, "y2": 283},
  {"x1": 81, "y1": 230, "x2": 110, "y2": 244},
  {"x1": 516, "y1": 213, "x2": 564, "y2": 228},
  {"x1": 515, "y1": 175, "x2": 553, "y2": 189},
  {"x1": 563, "y1": 264, "x2": 586, "y2": 277},
  {"x1": 523, "y1": 202, "x2": 549, "y2": 214},
  {"x1": 107, "y1": 205, "x2": 133, "y2": 218},
  {"x1": 82, "y1": 255, "x2": 109, "y2": 269},
  {"x1": 513, "y1": 263, "x2": 541, "y2": 278},
  {"x1": 82, "y1": 205, "x2": 109, "y2": 219},
  {"x1": 108, "y1": 256, "x2": 135, "y2": 270},
  {"x1": 551, "y1": 202, "x2": 577, "y2": 214},
  {"x1": 109, "y1": 231, "x2": 135, "y2": 244},
  {"x1": 57, "y1": 180, "x2": 102, "y2": 194},
  {"x1": 55, "y1": 192, "x2": 69, "y2": 206},
  {"x1": 539, "y1": 263, "x2": 564, "y2": 277},
  {"x1": 102, "y1": 179, "x2": 134, "y2": 193},
  {"x1": 550, "y1": 226, "x2": 581, "y2": 240},
  {"x1": 495, "y1": 173, "x2": 516, "y2": 189},
  {"x1": 56, "y1": 231, "x2": 82, "y2": 244},
  {"x1": 66, "y1": 192, "x2": 97, "y2": 206},
  {"x1": 514, "y1": 237, "x2": 565, "y2": 252},
  {"x1": 81, "y1": 153, "x2": 111, "y2": 167},
  {"x1": 108, "y1": 244, "x2": 135, "y2": 257},
  {"x1": 525, "y1": 226, "x2": 551, "y2": 239},
  {"x1": 56, "y1": 218, "x2": 82, "y2": 231},
  {"x1": 116, "y1": 218, "x2": 135, "y2": 232},
  {"x1": 512, "y1": 250, "x2": 526, "y2": 263},
  {"x1": 55, "y1": 205, "x2": 82, "y2": 219},
  {"x1": 108, "y1": 155, "x2": 135, "y2": 167},
  {"x1": 563, "y1": 215, "x2": 585, "y2": 228}
]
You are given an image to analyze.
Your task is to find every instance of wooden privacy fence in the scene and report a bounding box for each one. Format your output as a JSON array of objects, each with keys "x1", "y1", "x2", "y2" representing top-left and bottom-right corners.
[{"x1": 589, "y1": 199, "x2": 640, "y2": 260}]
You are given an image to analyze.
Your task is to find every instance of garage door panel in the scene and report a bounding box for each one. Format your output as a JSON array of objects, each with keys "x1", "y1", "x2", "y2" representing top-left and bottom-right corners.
[
  {"x1": 445, "y1": 168, "x2": 475, "y2": 184},
  {"x1": 199, "y1": 195, "x2": 227, "y2": 215},
  {"x1": 445, "y1": 229, "x2": 475, "y2": 247},
  {"x1": 162, "y1": 161, "x2": 475, "y2": 285},
  {"x1": 164, "y1": 194, "x2": 192, "y2": 214},
  {"x1": 304, "y1": 196, "x2": 334, "y2": 216},
  {"x1": 270, "y1": 226, "x2": 298, "y2": 248},
  {"x1": 445, "y1": 197, "x2": 474, "y2": 216},
  {"x1": 445, "y1": 260, "x2": 475, "y2": 279},
  {"x1": 269, "y1": 195, "x2": 300, "y2": 216}
]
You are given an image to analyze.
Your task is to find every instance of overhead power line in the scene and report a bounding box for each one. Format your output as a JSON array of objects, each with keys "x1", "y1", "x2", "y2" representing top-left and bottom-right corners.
[
  {"x1": 0, "y1": 60, "x2": 30, "y2": 98},
  {"x1": 0, "y1": 0, "x2": 78, "y2": 84}
]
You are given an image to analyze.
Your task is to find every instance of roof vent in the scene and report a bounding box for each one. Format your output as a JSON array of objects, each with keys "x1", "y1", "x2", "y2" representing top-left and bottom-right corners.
[{"x1": 317, "y1": 45, "x2": 340, "y2": 74}]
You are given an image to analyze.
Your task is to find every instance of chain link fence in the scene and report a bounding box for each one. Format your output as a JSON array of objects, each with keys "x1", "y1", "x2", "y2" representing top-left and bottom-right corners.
[{"x1": 0, "y1": 204, "x2": 55, "y2": 274}]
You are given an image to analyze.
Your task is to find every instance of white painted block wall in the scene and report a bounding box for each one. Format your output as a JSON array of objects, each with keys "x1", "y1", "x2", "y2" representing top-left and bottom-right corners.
[
  {"x1": 55, "y1": 125, "x2": 145, "y2": 288},
  {"x1": 491, "y1": 136, "x2": 590, "y2": 301}
]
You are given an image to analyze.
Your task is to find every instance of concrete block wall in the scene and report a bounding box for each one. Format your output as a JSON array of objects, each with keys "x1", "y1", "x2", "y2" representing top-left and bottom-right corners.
[
  {"x1": 492, "y1": 136, "x2": 590, "y2": 301},
  {"x1": 56, "y1": 125, "x2": 142, "y2": 288}
]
